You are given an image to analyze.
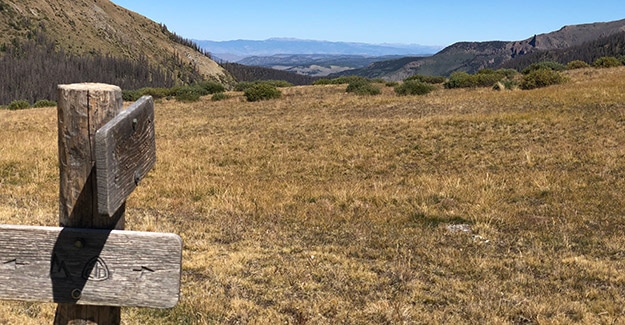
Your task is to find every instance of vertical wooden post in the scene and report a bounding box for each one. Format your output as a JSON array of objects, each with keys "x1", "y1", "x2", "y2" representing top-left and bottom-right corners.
[{"x1": 55, "y1": 83, "x2": 125, "y2": 325}]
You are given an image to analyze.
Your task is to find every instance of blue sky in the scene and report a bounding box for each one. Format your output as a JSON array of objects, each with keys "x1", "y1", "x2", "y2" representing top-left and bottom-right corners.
[{"x1": 111, "y1": 0, "x2": 625, "y2": 46}]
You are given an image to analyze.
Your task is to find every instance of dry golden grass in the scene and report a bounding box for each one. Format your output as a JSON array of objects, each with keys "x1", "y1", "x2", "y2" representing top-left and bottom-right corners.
[{"x1": 2, "y1": 67, "x2": 625, "y2": 324}]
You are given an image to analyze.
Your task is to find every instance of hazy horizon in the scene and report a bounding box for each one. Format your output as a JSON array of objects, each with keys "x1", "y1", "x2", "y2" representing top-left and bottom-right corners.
[{"x1": 110, "y1": 0, "x2": 625, "y2": 47}]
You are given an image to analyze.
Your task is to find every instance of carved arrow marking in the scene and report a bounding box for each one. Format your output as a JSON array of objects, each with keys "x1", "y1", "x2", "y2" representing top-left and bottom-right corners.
[
  {"x1": 1, "y1": 259, "x2": 27, "y2": 270},
  {"x1": 133, "y1": 266, "x2": 155, "y2": 278}
]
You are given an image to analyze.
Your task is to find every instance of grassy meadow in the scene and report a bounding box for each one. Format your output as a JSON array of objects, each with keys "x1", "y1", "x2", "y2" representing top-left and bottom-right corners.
[{"x1": 1, "y1": 67, "x2": 625, "y2": 324}]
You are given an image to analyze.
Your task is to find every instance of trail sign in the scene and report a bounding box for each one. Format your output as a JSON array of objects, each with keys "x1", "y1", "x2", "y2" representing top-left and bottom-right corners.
[
  {"x1": 96, "y1": 96, "x2": 156, "y2": 217},
  {"x1": 0, "y1": 225, "x2": 181, "y2": 308},
  {"x1": 0, "y1": 84, "x2": 180, "y2": 324}
]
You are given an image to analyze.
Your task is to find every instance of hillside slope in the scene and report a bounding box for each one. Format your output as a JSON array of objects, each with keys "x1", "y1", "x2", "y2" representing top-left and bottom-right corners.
[
  {"x1": 336, "y1": 18, "x2": 625, "y2": 80},
  {"x1": 0, "y1": 0, "x2": 230, "y2": 83},
  {"x1": 503, "y1": 31, "x2": 625, "y2": 70}
]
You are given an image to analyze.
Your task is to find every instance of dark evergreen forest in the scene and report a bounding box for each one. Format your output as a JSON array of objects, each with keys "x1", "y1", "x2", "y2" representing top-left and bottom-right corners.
[
  {"x1": 0, "y1": 32, "x2": 205, "y2": 105},
  {"x1": 503, "y1": 31, "x2": 625, "y2": 70},
  {"x1": 221, "y1": 62, "x2": 317, "y2": 86}
]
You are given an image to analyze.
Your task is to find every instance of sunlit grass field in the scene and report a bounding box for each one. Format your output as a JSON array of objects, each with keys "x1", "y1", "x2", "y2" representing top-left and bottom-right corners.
[{"x1": 1, "y1": 67, "x2": 625, "y2": 324}]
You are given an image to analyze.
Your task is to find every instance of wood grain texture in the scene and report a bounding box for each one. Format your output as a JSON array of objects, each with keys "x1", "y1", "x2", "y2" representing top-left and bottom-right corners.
[
  {"x1": 57, "y1": 83, "x2": 124, "y2": 229},
  {"x1": 56, "y1": 83, "x2": 124, "y2": 324},
  {"x1": 0, "y1": 225, "x2": 182, "y2": 308},
  {"x1": 95, "y1": 96, "x2": 156, "y2": 216}
]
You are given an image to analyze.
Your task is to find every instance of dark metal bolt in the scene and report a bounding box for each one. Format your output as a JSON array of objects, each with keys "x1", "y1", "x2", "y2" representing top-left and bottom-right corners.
[
  {"x1": 71, "y1": 289, "x2": 82, "y2": 300},
  {"x1": 74, "y1": 239, "x2": 84, "y2": 249}
]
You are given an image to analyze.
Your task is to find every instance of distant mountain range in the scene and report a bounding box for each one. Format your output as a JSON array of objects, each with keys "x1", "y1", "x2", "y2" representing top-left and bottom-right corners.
[
  {"x1": 195, "y1": 38, "x2": 443, "y2": 62},
  {"x1": 331, "y1": 18, "x2": 625, "y2": 80},
  {"x1": 204, "y1": 19, "x2": 625, "y2": 81},
  {"x1": 237, "y1": 54, "x2": 419, "y2": 77}
]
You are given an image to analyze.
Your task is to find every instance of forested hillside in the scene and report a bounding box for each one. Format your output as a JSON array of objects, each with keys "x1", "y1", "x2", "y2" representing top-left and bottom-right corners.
[
  {"x1": 0, "y1": 0, "x2": 231, "y2": 105},
  {"x1": 502, "y1": 31, "x2": 625, "y2": 70},
  {"x1": 221, "y1": 62, "x2": 318, "y2": 85},
  {"x1": 0, "y1": 31, "x2": 209, "y2": 104}
]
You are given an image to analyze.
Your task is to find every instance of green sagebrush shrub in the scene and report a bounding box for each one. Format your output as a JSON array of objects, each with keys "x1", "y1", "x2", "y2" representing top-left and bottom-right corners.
[
  {"x1": 122, "y1": 81, "x2": 225, "y2": 102},
  {"x1": 522, "y1": 61, "x2": 566, "y2": 74},
  {"x1": 197, "y1": 81, "x2": 226, "y2": 94},
  {"x1": 211, "y1": 93, "x2": 230, "y2": 101},
  {"x1": 445, "y1": 69, "x2": 518, "y2": 89},
  {"x1": 345, "y1": 78, "x2": 381, "y2": 95},
  {"x1": 593, "y1": 56, "x2": 622, "y2": 68},
  {"x1": 7, "y1": 99, "x2": 30, "y2": 110},
  {"x1": 174, "y1": 82, "x2": 226, "y2": 102},
  {"x1": 175, "y1": 86, "x2": 202, "y2": 102},
  {"x1": 520, "y1": 68, "x2": 565, "y2": 90},
  {"x1": 235, "y1": 80, "x2": 292, "y2": 91},
  {"x1": 33, "y1": 99, "x2": 57, "y2": 108},
  {"x1": 314, "y1": 76, "x2": 369, "y2": 85},
  {"x1": 445, "y1": 71, "x2": 498, "y2": 89},
  {"x1": 566, "y1": 60, "x2": 590, "y2": 70},
  {"x1": 244, "y1": 83, "x2": 282, "y2": 102},
  {"x1": 405, "y1": 74, "x2": 446, "y2": 84},
  {"x1": 395, "y1": 80, "x2": 436, "y2": 96},
  {"x1": 444, "y1": 72, "x2": 472, "y2": 89}
]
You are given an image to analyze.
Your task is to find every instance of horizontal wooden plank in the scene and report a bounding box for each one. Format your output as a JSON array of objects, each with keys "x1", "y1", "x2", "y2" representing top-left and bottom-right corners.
[
  {"x1": 95, "y1": 96, "x2": 156, "y2": 216},
  {"x1": 0, "y1": 225, "x2": 181, "y2": 308}
]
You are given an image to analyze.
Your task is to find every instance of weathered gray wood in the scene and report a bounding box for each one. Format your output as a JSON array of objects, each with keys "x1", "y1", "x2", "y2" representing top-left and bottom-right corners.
[
  {"x1": 95, "y1": 96, "x2": 156, "y2": 216},
  {"x1": 56, "y1": 83, "x2": 125, "y2": 324},
  {"x1": 57, "y1": 83, "x2": 124, "y2": 229},
  {"x1": 0, "y1": 225, "x2": 182, "y2": 308}
]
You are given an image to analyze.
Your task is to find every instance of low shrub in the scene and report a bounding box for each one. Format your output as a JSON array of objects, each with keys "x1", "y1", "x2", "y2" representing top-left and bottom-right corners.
[
  {"x1": 385, "y1": 81, "x2": 399, "y2": 87},
  {"x1": 474, "y1": 70, "x2": 508, "y2": 87},
  {"x1": 346, "y1": 78, "x2": 381, "y2": 95},
  {"x1": 244, "y1": 83, "x2": 282, "y2": 102},
  {"x1": 520, "y1": 68, "x2": 565, "y2": 90},
  {"x1": 139, "y1": 87, "x2": 175, "y2": 99},
  {"x1": 234, "y1": 80, "x2": 291, "y2": 92},
  {"x1": 122, "y1": 81, "x2": 226, "y2": 102},
  {"x1": 7, "y1": 99, "x2": 30, "y2": 110},
  {"x1": 312, "y1": 78, "x2": 332, "y2": 85},
  {"x1": 122, "y1": 90, "x2": 142, "y2": 101},
  {"x1": 314, "y1": 76, "x2": 368, "y2": 85},
  {"x1": 522, "y1": 61, "x2": 566, "y2": 74},
  {"x1": 262, "y1": 80, "x2": 294, "y2": 88},
  {"x1": 211, "y1": 93, "x2": 230, "y2": 101},
  {"x1": 175, "y1": 86, "x2": 202, "y2": 102},
  {"x1": 197, "y1": 81, "x2": 226, "y2": 94},
  {"x1": 495, "y1": 68, "x2": 519, "y2": 79},
  {"x1": 593, "y1": 56, "x2": 622, "y2": 69},
  {"x1": 395, "y1": 80, "x2": 436, "y2": 96},
  {"x1": 335, "y1": 76, "x2": 369, "y2": 85},
  {"x1": 445, "y1": 70, "x2": 507, "y2": 89},
  {"x1": 405, "y1": 74, "x2": 446, "y2": 84},
  {"x1": 567, "y1": 60, "x2": 590, "y2": 70},
  {"x1": 444, "y1": 71, "x2": 472, "y2": 89},
  {"x1": 234, "y1": 82, "x2": 255, "y2": 92},
  {"x1": 33, "y1": 99, "x2": 57, "y2": 108}
]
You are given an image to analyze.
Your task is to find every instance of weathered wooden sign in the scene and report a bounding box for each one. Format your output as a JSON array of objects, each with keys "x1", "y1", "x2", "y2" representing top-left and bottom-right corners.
[
  {"x1": 0, "y1": 224, "x2": 181, "y2": 308},
  {"x1": 0, "y1": 84, "x2": 178, "y2": 324},
  {"x1": 95, "y1": 95, "x2": 156, "y2": 216}
]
